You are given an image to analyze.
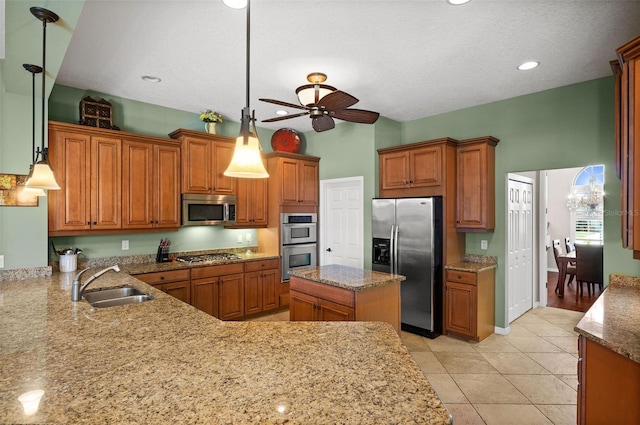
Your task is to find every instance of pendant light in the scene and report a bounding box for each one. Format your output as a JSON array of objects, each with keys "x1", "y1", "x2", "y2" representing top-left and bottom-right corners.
[
  {"x1": 25, "y1": 7, "x2": 61, "y2": 191},
  {"x1": 22, "y1": 64, "x2": 46, "y2": 197},
  {"x1": 223, "y1": 0, "x2": 269, "y2": 179}
]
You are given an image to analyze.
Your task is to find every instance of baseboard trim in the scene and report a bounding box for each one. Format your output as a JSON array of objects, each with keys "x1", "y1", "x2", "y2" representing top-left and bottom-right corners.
[{"x1": 495, "y1": 326, "x2": 510, "y2": 335}]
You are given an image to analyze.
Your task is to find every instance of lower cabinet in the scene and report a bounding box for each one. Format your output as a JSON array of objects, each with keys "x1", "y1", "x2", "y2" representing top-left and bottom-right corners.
[
  {"x1": 135, "y1": 269, "x2": 191, "y2": 305},
  {"x1": 577, "y1": 335, "x2": 640, "y2": 424},
  {"x1": 444, "y1": 268, "x2": 495, "y2": 342},
  {"x1": 244, "y1": 259, "x2": 280, "y2": 315},
  {"x1": 190, "y1": 259, "x2": 280, "y2": 320},
  {"x1": 191, "y1": 263, "x2": 245, "y2": 320},
  {"x1": 289, "y1": 276, "x2": 400, "y2": 333}
]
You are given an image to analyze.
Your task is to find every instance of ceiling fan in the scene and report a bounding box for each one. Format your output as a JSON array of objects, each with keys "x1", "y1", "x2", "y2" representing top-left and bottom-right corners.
[{"x1": 260, "y1": 73, "x2": 380, "y2": 132}]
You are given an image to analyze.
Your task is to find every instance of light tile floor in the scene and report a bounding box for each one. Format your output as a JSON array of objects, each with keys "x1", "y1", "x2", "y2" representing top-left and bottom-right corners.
[
  {"x1": 247, "y1": 306, "x2": 584, "y2": 425},
  {"x1": 403, "y1": 306, "x2": 584, "y2": 425}
]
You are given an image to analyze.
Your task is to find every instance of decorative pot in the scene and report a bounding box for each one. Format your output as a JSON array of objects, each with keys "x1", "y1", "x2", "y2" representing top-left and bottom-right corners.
[{"x1": 205, "y1": 122, "x2": 217, "y2": 134}]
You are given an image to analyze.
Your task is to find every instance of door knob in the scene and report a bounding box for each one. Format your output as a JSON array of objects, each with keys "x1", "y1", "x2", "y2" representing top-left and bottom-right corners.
[{"x1": 326, "y1": 248, "x2": 332, "y2": 252}]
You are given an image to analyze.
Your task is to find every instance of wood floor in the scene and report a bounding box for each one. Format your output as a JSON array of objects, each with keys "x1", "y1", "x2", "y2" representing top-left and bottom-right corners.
[{"x1": 546, "y1": 270, "x2": 602, "y2": 313}]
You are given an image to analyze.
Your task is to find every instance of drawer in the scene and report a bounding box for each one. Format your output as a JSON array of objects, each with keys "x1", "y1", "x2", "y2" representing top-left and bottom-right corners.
[
  {"x1": 135, "y1": 269, "x2": 190, "y2": 284},
  {"x1": 244, "y1": 259, "x2": 279, "y2": 272},
  {"x1": 191, "y1": 263, "x2": 244, "y2": 279},
  {"x1": 446, "y1": 270, "x2": 476, "y2": 285},
  {"x1": 290, "y1": 276, "x2": 355, "y2": 308}
]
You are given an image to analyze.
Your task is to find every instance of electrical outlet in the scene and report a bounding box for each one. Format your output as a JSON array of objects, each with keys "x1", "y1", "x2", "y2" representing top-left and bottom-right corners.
[
  {"x1": 246, "y1": 233, "x2": 252, "y2": 243},
  {"x1": 0, "y1": 255, "x2": 4, "y2": 268},
  {"x1": 122, "y1": 240, "x2": 129, "y2": 250},
  {"x1": 237, "y1": 234, "x2": 243, "y2": 243},
  {"x1": 481, "y1": 240, "x2": 488, "y2": 250}
]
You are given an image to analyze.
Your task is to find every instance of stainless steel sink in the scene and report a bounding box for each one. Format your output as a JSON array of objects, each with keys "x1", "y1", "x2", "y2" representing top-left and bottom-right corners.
[{"x1": 83, "y1": 286, "x2": 153, "y2": 308}]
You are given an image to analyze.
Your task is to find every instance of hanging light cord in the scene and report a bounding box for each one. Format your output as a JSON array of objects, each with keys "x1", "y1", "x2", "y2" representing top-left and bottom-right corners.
[
  {"x1": 238, "y1": 0, "x2": 252, "y2": 144},
  {"x1": 39, "y1": 14, "x2": 48, "y2": 161},
  {"x1": 31, "y1": 68, "x2": 37, "y2": 164}
]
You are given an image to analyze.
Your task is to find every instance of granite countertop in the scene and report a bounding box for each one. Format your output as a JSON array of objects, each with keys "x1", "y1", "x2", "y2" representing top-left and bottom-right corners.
[
  {"x1": 122, "y1": 252, "x2": 279, "y2": 275},
  {"x1": 575, "y1": 274, "x2": 640, "y2": 363},
  {"x1": 445, "y1": 254, "x2": 498, "y2": 273},
  {"x1": 289, "y1": 264, "x2": 406, "y2": 291},
  {"x1": 0, "y1": 270, "x2": 450, "y2": 424}
]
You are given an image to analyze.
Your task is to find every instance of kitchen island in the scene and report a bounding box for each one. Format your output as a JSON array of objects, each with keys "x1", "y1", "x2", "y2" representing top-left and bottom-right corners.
[
  {"x1": 289, "y1": 264, "x2": 406, "y2": 334},
  {"x1": 574, "y1": 274, "x2": 640, "y2": 424},
  {"x1": 0, "y1": 269, "x2": 450, "y2": 424}
]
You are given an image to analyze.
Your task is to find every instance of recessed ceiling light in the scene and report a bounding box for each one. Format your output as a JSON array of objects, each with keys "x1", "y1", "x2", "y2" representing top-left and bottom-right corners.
[
  {"x1": 518, "y1": 61, "x2": 540, "y2": 71},
  {"x1": 141, "y1": 75, "x2": 161, "y2": 83},
  {"x1": 276, "y1": 110, "x2": 288, "y2": 116},
  {"x1": 447, "y1": 0, "x2": 472, "y2": 5},
  {"x1": 223, "y1": 0, "x2": 247, "y2": 9}
]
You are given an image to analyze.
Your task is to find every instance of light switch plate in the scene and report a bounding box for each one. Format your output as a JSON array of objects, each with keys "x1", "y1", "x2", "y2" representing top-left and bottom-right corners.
[
  {"x1": 246, "y1": 233, "x2": 252, "y2": 243},
  {"x1": 0, "y1": 255, "x2": 4, "y2": 268},
  {"x1": 237, "y1": 234, "x2": 243, "y2": 243},
  {"x1": 122, "y1": 240, "x2": 129, "y2": 250},
  {"x1": 481, "y1": 240, "x2": 488, "y2": 250}
]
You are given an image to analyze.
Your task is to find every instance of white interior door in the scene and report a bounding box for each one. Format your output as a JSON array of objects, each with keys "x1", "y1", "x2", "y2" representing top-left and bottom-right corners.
[
  {"x1": 507, "y1": 175, "x2": 534, "y2": 323},
  {"x1": 319, "y1": 177, "x2": 363, "y2": 268}
]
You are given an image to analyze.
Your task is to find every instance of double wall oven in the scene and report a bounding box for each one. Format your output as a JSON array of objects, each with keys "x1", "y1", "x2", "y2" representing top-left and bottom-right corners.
[{"x1": 281, "y1": 213, "x2": 317, "y2": 281}]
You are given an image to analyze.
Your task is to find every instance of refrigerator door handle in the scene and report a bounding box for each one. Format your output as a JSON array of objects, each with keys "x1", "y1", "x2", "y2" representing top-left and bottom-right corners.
[
  {"x1": 393, "y1": 224, "x2": 399, "y2": 274},
  {"x1": 389, "y1": 225, "x2": 395, "y2": 274}
]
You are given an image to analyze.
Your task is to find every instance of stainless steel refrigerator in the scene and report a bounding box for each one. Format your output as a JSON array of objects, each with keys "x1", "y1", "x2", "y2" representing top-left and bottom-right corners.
[{"x1": 371, "y1": 197, "x2": 443, "y2": 337}]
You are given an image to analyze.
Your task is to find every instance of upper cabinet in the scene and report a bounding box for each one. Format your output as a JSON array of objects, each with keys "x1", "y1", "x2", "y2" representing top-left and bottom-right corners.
[
  {"x1": 377, "y1": 138, "x2": 458, "y2": 199},
  {"x1": 48, "y1": 121, "x2": 181, "y2": 236},
  {"x1": 264, "y1": 152, "x2": 320, "y2": 207},
  {"x1": 233, "y1": 177, "x2": 268, "y2": 228},
  {"x1": 614, "y1": 35, "x2": 640, "y2": 257},
  {"x1": 122, "y1": 140, "x2": 181, "y2": 229},
  {"x1": 169, "y1": 129, "x2": 235, "y2": 195},
  {"x1": 456, "y1": 137, "x2": 499, "y2": 231}
]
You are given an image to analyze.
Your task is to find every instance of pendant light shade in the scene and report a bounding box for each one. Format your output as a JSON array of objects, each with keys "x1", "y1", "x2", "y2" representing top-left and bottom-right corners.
[
  {"x1": 223, "y1": 0, "x2": 269, "y2": 179},
  {"x1": 27, "y1": 161, "x2": 61, "y2": 190},
  {"x1": 25, "y1": 7, "x2": 60, "y2": 191},
  {"x1": 22, "y1": 64, "x2": 47, "y2": 196}
]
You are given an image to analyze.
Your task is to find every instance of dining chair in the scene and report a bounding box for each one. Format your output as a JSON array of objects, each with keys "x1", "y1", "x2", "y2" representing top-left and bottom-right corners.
[
  {"x1": 565, "y1": 237, "x2": 575, "y2": 253},
  {"x1": 553, "y1": 239, "x2": 575, "y2": 287},
  {"x1": 575, "y1": 243, "x2": 604, "y2": 297}
]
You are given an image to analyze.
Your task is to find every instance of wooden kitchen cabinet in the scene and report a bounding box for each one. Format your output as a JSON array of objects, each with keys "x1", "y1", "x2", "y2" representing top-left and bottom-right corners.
[
  {"x1": 264, "y1": 152, "x2": 320, "y2": 207},
  {"x1": 456, "y1": 136, "x2": 499, "y2": 231},
  {"x1": 191, "y1": 263, "x2": 245, "y2": 320},
  {"x1": 233, "y1": 177, "x2": 268, "y2": 227},
  {"x1": 377, "y1": 138, "x2": 458, "y2": 199},
  {"x1": 48, "y1": 121, "x2": 182, "y2": 236},
  {"x1": 244, "y1": 259, "x2": 280, "y2": 315},
  {"x1": 134, "y1": 269, "x2": 191, "y2": 304},
  {"x1": 577, "y1": 335, "x2": 640, "y2": 424},
  {"x1": 48, "y1": 125, "x2": 121, "y2": 233},
  {"x1": 379, "y1": 144, "x2": 443, "y2": 191},
  {"x1": 613, "y1": 35, "x2": 640, "y2": 257},
  {"x1": 289, "y1": 276, "x2": 400, "y2": 333},
  {"x1": 444, "y1": 268, "x2": 494, "y2": 341},
  {"x1": 169, "y1": 129, "x2": 235, "y2": 195},
  {"x1": 122, "y1": 140, "x2": 181, "y2": 229}
]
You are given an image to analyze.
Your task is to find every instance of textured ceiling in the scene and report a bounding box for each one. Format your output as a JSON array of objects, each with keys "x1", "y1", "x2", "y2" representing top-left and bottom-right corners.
[{"x1": 54, "y1": 0, "x2": 640, "y2": 133}]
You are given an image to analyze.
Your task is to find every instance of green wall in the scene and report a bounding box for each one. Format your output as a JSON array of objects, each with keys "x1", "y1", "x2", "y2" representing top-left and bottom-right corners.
[{"x1": 402, "y1": 77, "x2": 640, "y2": 327}]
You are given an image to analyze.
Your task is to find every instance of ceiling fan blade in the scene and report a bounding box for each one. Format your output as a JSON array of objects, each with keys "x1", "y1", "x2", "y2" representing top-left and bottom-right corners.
[
  {"x1": 332, "y1": 108, "x2": 380, "y2": 124},
  {"x1": 317, "y1": 90, "x2": 359, "y2": 110},
  {"x1": 312, "y1": 115, "x2": 335, "y2": 132},
  {"x1": 259, "y1": 98, "x2": 307, "y2": 110},
  {"x1": 262, "y1": 111, "x2": 309, "y2": 123}
]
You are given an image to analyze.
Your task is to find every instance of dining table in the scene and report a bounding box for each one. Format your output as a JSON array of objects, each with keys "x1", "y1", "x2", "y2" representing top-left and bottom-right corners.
[{"x1": 555, "y1": 250, "x2": 576, "y2": 298}]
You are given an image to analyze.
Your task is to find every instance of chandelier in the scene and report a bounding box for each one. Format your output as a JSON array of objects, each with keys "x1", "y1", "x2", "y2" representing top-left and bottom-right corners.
[{"x1": 567, "y1": 177, "x2": 603, "y2": 216}]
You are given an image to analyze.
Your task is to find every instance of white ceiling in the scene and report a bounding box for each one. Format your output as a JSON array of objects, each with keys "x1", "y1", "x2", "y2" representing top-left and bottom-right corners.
[{"x1": 55, "y1": 0, "x2": 640, "y2": 134}]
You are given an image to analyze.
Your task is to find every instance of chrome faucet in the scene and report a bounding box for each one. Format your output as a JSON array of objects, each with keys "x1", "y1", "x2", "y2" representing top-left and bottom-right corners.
[{"x1": 71, "y1": 265, "x2": 121, "y2": 301}]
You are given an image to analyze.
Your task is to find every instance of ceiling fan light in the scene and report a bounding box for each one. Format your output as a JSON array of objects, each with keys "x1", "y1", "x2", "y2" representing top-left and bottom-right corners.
[
  {"x1": 224, "y1": 134, "x2": 269, "y2": 178},
  {"x1": 223, "y1": 0, "x2": 247, "y2": 9},
  {"x1": 296, "y1": 84, "x2": 337, "y2": 106},
  {"x1": 25, "y1": 161, "x2": 61, "y2": 190}
]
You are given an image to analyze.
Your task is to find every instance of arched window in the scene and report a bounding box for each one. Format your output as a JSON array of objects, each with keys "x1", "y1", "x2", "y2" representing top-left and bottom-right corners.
[{"x1": 567, "y1": 164, "x2": 604, "y2": 243}]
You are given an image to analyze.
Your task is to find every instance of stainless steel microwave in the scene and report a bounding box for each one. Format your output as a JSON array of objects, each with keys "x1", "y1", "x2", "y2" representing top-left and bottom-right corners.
[{"x1": 182, "y1": 194, "x2": 236, "y2": 226}]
